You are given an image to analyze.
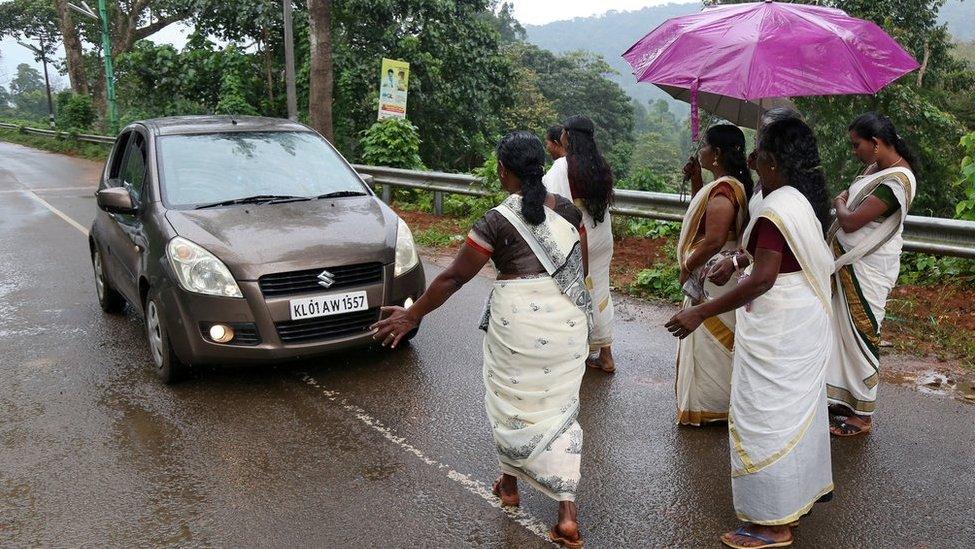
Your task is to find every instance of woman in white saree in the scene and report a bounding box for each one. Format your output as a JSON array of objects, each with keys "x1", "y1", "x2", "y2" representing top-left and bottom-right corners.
[
  {"x1": 544, "y1": 115, "x2": 617, "y2": 373},
  {"x1": 826, "y1": 113, "x2": 918, "y2": 437},
  {"x1": 372, "y1": 131, "x2": 592, "y2": 548},
  {"x1": 674, "y1": 125, "x2": 752, "y2": 426},
  {"x1": 667, "y1": 119, "x2": 834, "y2": 549}
]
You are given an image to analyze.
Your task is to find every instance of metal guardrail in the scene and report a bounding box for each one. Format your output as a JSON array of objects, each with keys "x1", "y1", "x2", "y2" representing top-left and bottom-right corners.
[
  {"x1": 0, "y1": 122, "x2": 117, "y2": 144},
  {"x1": 1, "y1": 123, "x2": 970, "y2": 258},
  {"x1": 354, "y1": 165, "x2": 975, "y2": 259}
]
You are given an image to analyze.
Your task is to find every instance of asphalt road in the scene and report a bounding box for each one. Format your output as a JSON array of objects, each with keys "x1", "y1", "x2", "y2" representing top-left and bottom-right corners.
[{"x1": 0, "y1": 140, "x2": 973, "y2": 548}]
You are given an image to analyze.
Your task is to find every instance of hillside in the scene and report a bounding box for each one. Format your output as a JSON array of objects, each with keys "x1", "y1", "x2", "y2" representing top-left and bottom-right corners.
[{"x1": 525, "y1": 0, "x2": 975, "y2": 111}]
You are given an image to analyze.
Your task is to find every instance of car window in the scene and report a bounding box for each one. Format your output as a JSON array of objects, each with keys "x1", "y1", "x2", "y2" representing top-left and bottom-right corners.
[
  {"x1": 107, "y1": 131, "x2": 131, "y2": 180},
  {"x1": 156, "y1": 131, "x2": 367, "y2": 207},
  {"x1": 121, "y1": 133, "x2": 147, "y2": 203}
]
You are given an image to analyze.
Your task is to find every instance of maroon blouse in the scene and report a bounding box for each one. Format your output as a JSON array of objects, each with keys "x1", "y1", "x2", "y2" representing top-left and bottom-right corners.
[{"x1": 746, "y1": 218, "x2": 801, "y2": 273}]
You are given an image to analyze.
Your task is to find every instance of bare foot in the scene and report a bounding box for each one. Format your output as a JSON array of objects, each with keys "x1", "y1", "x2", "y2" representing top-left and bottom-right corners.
[
  {"x1": 721, "y1": 523, "x2": 792, "y2": 548},
  {"x1": 492, "y1": 474, "x2": 519, "y2": 506}
]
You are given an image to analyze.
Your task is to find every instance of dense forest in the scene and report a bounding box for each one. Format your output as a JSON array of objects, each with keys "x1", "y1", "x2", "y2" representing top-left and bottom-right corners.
[{"x1": 0, "y1": 0, "x2": 973, "y2": 218}]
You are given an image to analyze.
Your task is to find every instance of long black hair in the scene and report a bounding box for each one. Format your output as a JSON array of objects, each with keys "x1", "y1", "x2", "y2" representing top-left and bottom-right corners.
[
  {"x1": 546, "y1": 125, "x2": 563, "y2": 144},
  {"x1": 496, "y1": 131, "x2": 548, "y2": 225},
  {"x1": 760, "y1": 107, "x2": 803, "y2": 129},
  {"x1": 563, "y1": 114, "x2": 614, "y2": 223},
  {"x1": 704, "y1": 124, "x2": 754, "y2": 198},
  {"x1": 758, "y1": 119, "x2": 831, "y2": 234},
  {"x1": 848, "y1": 112, "x2": 920, "y2": 175}
]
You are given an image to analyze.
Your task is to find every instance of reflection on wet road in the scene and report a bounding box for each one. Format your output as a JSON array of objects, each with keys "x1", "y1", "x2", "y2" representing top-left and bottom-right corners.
[{"x1": 0, "y1": 141, "x2": 972, "y2": 547}]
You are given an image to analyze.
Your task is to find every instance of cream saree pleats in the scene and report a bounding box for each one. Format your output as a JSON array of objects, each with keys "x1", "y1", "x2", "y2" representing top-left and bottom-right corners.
[
  {"x1": 826, "y1": 167, "x2": 916, "y2": 415},
  {"x1": 480, "y1": 195, "x2": 591, "y2": 502},
  {"x1": 675, "y1": 177, "x2": 748, "y2": 425},
  {"x1": 730, "y1": 186, "x2": 834, "y2": 525}
]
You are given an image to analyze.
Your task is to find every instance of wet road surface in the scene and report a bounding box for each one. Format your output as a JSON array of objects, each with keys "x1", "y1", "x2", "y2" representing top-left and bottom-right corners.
[{"x1": 0, "y1": 140, "x2": 973, "y2": 547}]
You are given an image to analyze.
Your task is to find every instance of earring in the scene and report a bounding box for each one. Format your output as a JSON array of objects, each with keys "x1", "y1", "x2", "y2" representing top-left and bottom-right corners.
[{"x1": 713, "y1": 159, "x2": 720, "y2": 167}]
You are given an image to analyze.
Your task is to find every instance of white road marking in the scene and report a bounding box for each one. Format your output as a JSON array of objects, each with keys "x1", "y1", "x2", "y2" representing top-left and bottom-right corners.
[
  {"x1": 300, "y1": 374, "x2": 555, "y2": 544},
  {"x1": 24, "y1": 190, "x2": 89, "y2": 236}
]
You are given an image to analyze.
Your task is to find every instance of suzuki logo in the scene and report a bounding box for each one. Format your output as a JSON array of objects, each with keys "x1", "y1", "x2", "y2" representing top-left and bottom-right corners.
[{"x1": 317, "y1": 269, "x2": 336, "y2": 288}]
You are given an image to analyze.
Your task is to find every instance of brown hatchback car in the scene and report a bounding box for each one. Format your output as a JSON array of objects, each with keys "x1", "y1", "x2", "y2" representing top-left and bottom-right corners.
[{"x1": 90, "y1": 116, "x2": 426, "y2": 383}]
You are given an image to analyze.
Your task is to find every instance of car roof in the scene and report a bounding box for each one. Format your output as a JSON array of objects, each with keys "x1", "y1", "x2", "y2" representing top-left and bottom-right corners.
[{"x1": 139, "y1": 116, "x2": 315, "y2": 137}]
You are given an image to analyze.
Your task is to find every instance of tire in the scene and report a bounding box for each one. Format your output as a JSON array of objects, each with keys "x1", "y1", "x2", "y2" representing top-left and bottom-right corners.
[
  {"x1": 91, "y1": 246, "x2": 126, "y2": 314},
  {"x1": 144, "y1": 291, "x2": 189, "y2": 384}
]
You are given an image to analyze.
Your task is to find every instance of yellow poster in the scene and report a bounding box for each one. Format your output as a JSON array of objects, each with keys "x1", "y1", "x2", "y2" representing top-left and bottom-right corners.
[{"x1": 378, "y1": 58, "x2": 410, "y2": 120}]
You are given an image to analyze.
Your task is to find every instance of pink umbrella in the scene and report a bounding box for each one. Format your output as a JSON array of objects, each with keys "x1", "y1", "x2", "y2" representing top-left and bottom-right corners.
[{"x1": 622, "y1": 0, "x2": 919, "y2": 140}]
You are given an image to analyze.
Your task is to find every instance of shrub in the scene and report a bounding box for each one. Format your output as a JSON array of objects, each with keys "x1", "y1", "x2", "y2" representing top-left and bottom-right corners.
[
  {"x1": 359, "y1": 118, "x2": 424, "y2": 169},
  {"x1": 55, "y1": 92, "x2": 95, "y2": 132}
]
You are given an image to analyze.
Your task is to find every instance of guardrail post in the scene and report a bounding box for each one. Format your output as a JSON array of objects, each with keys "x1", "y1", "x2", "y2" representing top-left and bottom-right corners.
[
  {"x1": 382, "y1": 184, "x2": 392, "y2": 204},
  {"x1": 434, "y1": 190, "x2": 443, "y2": 215}
]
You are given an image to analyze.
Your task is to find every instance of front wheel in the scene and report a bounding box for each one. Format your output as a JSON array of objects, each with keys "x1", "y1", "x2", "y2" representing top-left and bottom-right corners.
[{"x1": 144, "y1": 292, "x2": 189, "y2": 384}]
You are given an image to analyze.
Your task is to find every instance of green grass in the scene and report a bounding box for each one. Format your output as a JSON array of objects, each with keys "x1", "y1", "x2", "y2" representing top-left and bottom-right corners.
[
  {"x1": 0, "y1": 126, "x2": 110, "y2": 162},
  {"x1": 414, "y1": 226, "x2": 460, "y2": 247}
]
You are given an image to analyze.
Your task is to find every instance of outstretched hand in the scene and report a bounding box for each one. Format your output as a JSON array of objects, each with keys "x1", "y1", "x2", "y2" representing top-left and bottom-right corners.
[
  {"x1": 665, "y1": 307, "x2": 705, "y2": 339},
  {"x1": 369, "y1": 306, "x2": 419, "y2": 349}
]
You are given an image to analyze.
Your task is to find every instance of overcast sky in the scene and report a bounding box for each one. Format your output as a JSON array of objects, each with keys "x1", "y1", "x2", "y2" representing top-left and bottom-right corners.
[
  {"x1": 507, "y1": 0, "x2": 681, "y2": 25},
  {"x1": 0, "y1": 1, "x2": 682, "y2": 87}
]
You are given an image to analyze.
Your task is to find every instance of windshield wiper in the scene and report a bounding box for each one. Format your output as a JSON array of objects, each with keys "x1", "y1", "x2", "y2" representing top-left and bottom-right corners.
[
  {"x1": 313, "y1": 190, "x2": 369, "y2": 199},
  {"x1": 194, "y1": 194, "x2": 305, "y2": 209}
]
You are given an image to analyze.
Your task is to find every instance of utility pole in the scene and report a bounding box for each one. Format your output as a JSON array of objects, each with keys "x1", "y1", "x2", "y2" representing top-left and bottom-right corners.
[
  {"x1": 68, "y1": 1, "x2": 119, "y2": 134},
  {"x1": 283, "y1": 0, "x2": 298, "y2": 121},
  {"x1": 17, "y1": 36, "x2": 56, "y2": 128}
]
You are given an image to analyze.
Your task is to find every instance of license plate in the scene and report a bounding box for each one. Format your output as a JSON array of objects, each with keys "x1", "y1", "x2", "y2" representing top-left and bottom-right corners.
[{"x1": 289, "y1": 291, "x2": 368, "y2": 320}]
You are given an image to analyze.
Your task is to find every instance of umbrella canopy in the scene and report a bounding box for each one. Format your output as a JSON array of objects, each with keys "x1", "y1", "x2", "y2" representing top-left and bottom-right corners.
[
  {"x1": 657, "y1": 85, "x2": 793, "y2": 129},
  {"x1": 622, "y1": 0, "x2": 919, "y2": 101}
]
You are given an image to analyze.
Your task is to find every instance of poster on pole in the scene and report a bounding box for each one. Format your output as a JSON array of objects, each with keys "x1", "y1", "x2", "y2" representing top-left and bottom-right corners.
[{"x1": 378, "y1": 58, "x2": 410, "y2": 120}]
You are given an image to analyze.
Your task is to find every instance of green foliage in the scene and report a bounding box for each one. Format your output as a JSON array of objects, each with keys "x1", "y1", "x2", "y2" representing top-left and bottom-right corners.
[
  {"x1": 414, "y1": 227, "x2": 458, "y2": 247},
  {"x1": 618, "y1": 166, "x2": 674, "y2": 193},
  {"x1": 953, "y1": 132, "x2": 975, "y2": 220},
  {"x1": 55, "y1": 92, "x2": 95, "y2": 131},
  {"x1": 631, "y1": 241, "x2": 683, "y2": 302},
  {"x1": 359, "y1": 118, "x2": 424, "y2": 170},
  {"x1": 509, "y1": 43, "x2": 634, "y2": 165},
  {"x1": 215, "y1": 72, "x2": 259, "y2": 116},
  {"x1": 898, "y1": 252, "x2": 975, "y2": 285},
  {"x1": 624, "y1": 219, "x2": 682, "y2": 238},
  {"x1": 0, "y1": 125, "x2": 109, "y2": 161}
]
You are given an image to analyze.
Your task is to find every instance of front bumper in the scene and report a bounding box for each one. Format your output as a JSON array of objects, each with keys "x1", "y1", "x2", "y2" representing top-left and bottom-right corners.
[{"x1": 157, "y1": 262, "x2": 425, "y2": 365}]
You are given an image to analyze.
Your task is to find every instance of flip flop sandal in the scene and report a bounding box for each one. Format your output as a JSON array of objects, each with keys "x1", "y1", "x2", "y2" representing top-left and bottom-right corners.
[
  {"x1": 491, "y1": 478, "x2": 519, "y2": 507},
  {"x1": 585, "y1": 359, "x2": 616, "y2": 374},
  {"x1": 721, "y1": 527, "x2": 793, "y2": 549},
  {"x1": 830, "y1": 418, "x2": 871, "y2": 437},
  {"x1": 548, "y1": 526, "x2": 584, "y2": 548}
]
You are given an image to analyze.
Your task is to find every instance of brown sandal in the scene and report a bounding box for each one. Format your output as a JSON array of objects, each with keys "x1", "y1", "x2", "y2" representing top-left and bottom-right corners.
[
  {"x1": 829, "y1": 414, "x2": 871, "y2": 437},
  {"x1": 585, "y1": 358, "x2": 616, "y2": 374},
  {"x1": 549, "y1": 526, "x2": 584, "y2": 548},
  {"x1": 491, "y1": 477, "x2": 519, "y2": 507}
]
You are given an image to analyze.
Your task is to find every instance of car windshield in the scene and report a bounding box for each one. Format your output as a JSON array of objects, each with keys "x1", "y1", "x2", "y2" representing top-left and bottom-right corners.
[{"x1": 157, "y1": 131, "x2": 367, "y2": 207}]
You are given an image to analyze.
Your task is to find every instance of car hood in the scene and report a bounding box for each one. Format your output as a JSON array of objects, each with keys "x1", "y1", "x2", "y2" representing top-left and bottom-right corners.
[{"x1": 164, "y1": 196, "x2": 397, "y2": 281}]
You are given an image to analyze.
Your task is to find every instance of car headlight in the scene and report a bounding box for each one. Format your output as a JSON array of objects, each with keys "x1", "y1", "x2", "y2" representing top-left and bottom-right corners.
[
  {"x1": 167, "y1": 236, "x2": 243, "y2": 298},
  {"x1": 394, "y1": 217, "x2": 419, "y2": 277}
]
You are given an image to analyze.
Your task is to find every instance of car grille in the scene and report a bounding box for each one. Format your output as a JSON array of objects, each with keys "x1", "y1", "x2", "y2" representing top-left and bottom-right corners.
[
  {"x1": 259, "y1": 263, "x2": 384, "y2": 297},
  {"x1": 275, "y1": 308, "x2": 380, "y2": 344}
]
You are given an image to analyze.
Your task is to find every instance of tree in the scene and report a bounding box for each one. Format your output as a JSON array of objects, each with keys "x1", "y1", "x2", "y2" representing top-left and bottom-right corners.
[
  {"x1": 308, "y1": 0, "x2": 335, "y2": 140},
  {"x1": 510, "y1": 43, "x2": 635, "y2": 162},
  {"x1": 9, "y1": 63, "x2": 47, "y2": 118}
]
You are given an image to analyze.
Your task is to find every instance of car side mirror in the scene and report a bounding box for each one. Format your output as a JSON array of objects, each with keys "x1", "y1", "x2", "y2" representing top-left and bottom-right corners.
[
  {"x1": 360, "y1": 173, "x2": 375, "y2": 187},
  {"x1": 97, "y1": 187, "x2": 137, "y2": 214}
]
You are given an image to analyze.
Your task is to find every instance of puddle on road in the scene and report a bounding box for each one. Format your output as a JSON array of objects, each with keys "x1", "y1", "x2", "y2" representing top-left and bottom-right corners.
[{"x1": 889, "y1": 370, "x2": 975, "y2": 403}]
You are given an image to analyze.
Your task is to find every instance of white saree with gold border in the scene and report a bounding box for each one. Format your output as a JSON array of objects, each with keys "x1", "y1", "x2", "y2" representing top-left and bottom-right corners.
[
  {"x1": 480, "y1": 195, "x2": 592, "y2": 502},
  {"x1": 675, "y1": 177, "x2": 748, "y2": 425},
  {"x1": 731, "y1": 186, "x2": 834, "y2": 525},
  {"x1": 826, "y1": 167, "x2": 916, "y2": 416},
  {"x1": 543, "y1": 158, "x2": 614, "y2": 350}
]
